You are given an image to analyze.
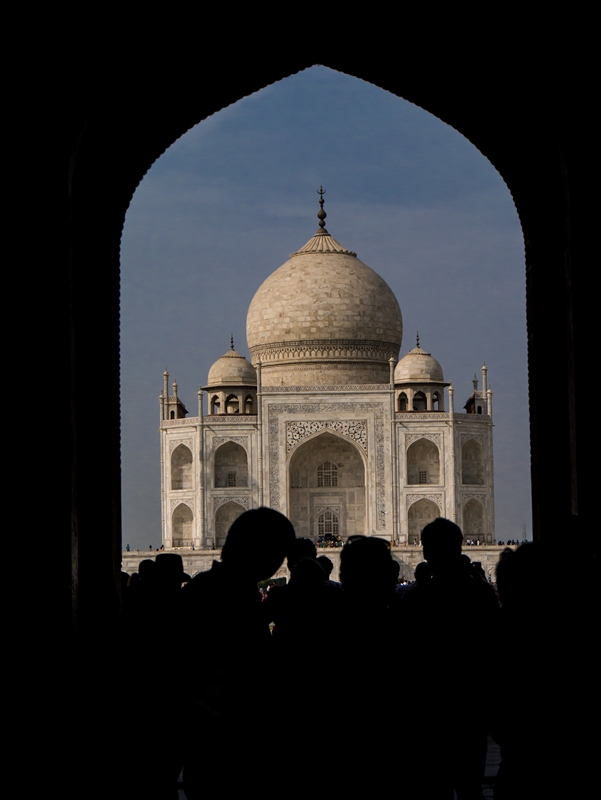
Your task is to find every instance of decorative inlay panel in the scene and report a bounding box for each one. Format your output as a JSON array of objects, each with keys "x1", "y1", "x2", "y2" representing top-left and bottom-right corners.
[
  {"x1": 170, "y1": 498, "x2": 194, "y2": 513},
  {"x1": 315, "y1": 505, "x2": 342, "y2": 517},
  {"x1": 461, "y1": 433, "x2": 485, "y2": 446},
  {"x1": 169, "y1": 438, "x2": 193, "y2": 452},
  {"x1": 163, "y1": 417, "x2": 200, "y2": 426},
  {"x1": 396, "y1": 412, "x2": 450, "y2": 420},
  {"x1": 286, "y1": 419, "x2": 367, "y2": 455},
  {"x1": 212, "y1": 495, "x2": 250, "y2": 512},
  {"x1": 406, "y1": 493, "x2": 443, "y2": 509},
  {"x1": 212, "y1": 436, "x2": 249, "y2": 453},
  {"x1": 262, "y1": 385, "x2": 389, "y2": 393},
  {"x1": 269, "y1": 402, "x2": 386, "y2": 530},
  {"x1": 405, "y1": 433, "x2": 442, "y2": 449},
  {"x1": 461, "y1": 493, "x2": 487, "y2": 507},
  {"x1": 250, "y1": 339, "x2": 399, "y2": 363},
  {"x1": 207, "y1": 416, "x2": 257, "y2": 424}
]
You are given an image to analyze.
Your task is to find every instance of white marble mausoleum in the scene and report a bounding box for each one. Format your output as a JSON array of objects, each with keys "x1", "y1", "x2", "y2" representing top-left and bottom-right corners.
[{"x1": 159, "y1": 196, "x2": 495, "y2": 549}]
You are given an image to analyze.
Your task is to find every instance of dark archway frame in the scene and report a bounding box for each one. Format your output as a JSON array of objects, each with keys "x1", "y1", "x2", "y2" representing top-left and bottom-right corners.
[{"x1": 50, "y1": 52, "x2": 590, "y2": 636}]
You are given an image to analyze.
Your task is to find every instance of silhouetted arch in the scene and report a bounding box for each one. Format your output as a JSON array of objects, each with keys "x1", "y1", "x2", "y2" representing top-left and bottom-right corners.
[
  {"x1": 172, "y1": 503, "x2": 193, "y2": 547},
  {"x1": 215, "y1": 501, "x2": 245, "y2": 548},
  {"x1": 171, "y1": 444, "x2": 193, "y2": 490},
  {"x1": 462, "y1": 439, "x2": 484, "y2": 485},
  {"x1": 407, "y1": 438, "x2": 440, "y2": 485},
  {"x1": 214, "y1": 441, "x2": 248, "y2": 487},
  {"x1": 210, "y1": 395, "x2": 221, "y2": 415},
  {"x1": 398, "y1": 392, "x2": 408, "y2": 412},
  {"x1": 407, "y1": 498, "x2": 440, "y2": 544},
  {"x1": 245, "y1": 394, "x2": 254, "y2": 414}
]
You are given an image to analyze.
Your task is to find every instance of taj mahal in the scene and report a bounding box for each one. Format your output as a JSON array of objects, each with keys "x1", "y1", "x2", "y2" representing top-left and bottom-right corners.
[{"x1": 157, "y1": 193, "x2": 495, "y2": 552}]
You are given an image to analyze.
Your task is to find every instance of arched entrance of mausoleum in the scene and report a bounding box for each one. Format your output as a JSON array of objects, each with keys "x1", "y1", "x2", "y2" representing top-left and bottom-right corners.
[{"x1": 288, "y1": 431, "x2": 366, "y2": 543}]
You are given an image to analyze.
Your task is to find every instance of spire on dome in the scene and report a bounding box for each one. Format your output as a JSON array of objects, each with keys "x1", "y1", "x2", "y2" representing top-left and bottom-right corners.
[
  {"x1": 230, "y1": 334, "x2": 235, "y2": 351},
  {"x1": 290, "y1": 190, "x2": 357, "y2": 257},
  {"x1": 317, "y1": 186, "x2": 328, "y2": 232},
  {"x1": 416, "y1": 331, "x2": 420, "y2": 348}
]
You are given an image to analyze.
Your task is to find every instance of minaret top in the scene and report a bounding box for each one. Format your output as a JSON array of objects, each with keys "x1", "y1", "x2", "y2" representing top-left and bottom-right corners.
[{"x1": 316, "y1": 186, "x2": 328, "y2": 232}]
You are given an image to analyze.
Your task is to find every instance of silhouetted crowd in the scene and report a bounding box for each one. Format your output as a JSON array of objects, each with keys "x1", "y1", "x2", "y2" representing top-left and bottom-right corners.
[{"x1": 119, "y1": 509, "x2": 594, "y2": 800}]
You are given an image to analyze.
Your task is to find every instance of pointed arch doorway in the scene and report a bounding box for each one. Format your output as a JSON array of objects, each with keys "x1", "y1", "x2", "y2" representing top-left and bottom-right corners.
[{"x1": 288, "y1": 431, "x2": 366, "y2": 542}]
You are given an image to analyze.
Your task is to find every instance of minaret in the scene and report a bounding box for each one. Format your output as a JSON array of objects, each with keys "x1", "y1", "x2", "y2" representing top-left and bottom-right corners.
[{"x1": 162, "y1": 367, "x2": 169, "y2": 419}]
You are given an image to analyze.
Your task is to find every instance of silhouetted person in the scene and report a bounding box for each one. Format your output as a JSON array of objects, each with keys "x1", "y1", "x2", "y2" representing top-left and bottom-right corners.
[
  {"x1": 402, "y1": 518, "x2": 498, "y2": 799},
  {"x1": 491, "y1": 538, "x2": 592, "y2": 799},
  {"x1": 332, "y1": 536, "x2": 402, "y2": 795},
  {"x1": 180, "y1": 507, "x2": 295, "y2": 800}
]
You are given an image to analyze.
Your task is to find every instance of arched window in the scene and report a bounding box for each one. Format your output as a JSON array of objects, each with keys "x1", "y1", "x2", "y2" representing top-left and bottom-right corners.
[
  {"x1": 413, "y1": 391, "x2": 427, "y2": 411},
  {"x1": 245, "y1": 394, "x2": 253, "y2": 414},
  {"x1": 170, "y1": 410, "x2": 175, "y2": 419},
  {"x1": 463, "y1": 498, "x2": 486, "y2": 541},
  {"x1": 433, "y1": 392, "x2": 441, "y2": 411},
  {"x1": 211, "y1": 395, "x2": 220, "y2": 415},
  {"x1": 225, "y1": 394, "x2": 239, "y2": 414},
  {"x1": 318, "y1": 510, "x2": 339, "y2": 537},
  {"x1": 171, "y1": 444, "x2": 193, "y2": 490},
  {"x1": 317, "y1": 461, "x2": 338, "y2": 487},
  {"x1": 215, "y1": 501, "x2": 245, "y2": 548},
  {"x1": 462, "y1": 439, "x2": 485, "y2": 485},
  {"x1": 398, "y1": 392, "x2": 408, "y2": 411},
  {"x1": 407, "y1": 438, "x2": 440, "y2": 485},
  {"x1": 214, "y1": 441, "x2": 248, "y2": 487},
  {"x1": 172, "y1": 503, "x2": 193, "y2": 547},
  {"x1": 407, "y1": 498, "x2": 440, "y2": 545}
]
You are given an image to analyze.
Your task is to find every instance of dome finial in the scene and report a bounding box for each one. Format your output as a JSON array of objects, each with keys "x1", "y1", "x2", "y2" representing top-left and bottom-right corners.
[
  {"x1": 316, "y1": 186, "x2": 328, "y2": 233},
  {"x1": 416, "y1": 331, "x2": 420, "y2": 348},
  {"x1": 230, "y1": 334, "x2": 234, "y2": 351}
]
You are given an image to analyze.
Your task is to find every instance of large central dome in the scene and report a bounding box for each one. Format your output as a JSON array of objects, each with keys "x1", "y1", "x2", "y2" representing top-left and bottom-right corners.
[{"x1": 246, "y1": 198, "x2": 403, "y2": 386}]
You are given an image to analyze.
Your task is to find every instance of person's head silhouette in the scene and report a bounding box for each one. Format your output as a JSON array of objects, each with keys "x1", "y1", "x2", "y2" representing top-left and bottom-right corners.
[
  {"x1": 221, "y1": 507, "x2": 296, "y2": 583},
  {"x1": 421, "y1": 517, "x2": 463, "y2": 575}
]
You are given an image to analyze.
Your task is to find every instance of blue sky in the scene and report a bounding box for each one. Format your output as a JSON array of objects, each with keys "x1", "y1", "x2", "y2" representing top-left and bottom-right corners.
[{"x1": 120, "y1": 66, "x2": 530, "y2": 550}]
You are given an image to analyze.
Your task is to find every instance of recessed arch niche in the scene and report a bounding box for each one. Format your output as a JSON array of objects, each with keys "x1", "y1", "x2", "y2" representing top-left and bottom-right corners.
[
  {"x1": 172, "y1": 503, "x2": 193, "y2": 547},
  {"x1": 462, "y1": 439, "x2": 484, "y2": 485},
  {"x1": 215, "y1": 501, "x2": 246, "y2": 548},
  {"x1": 171, "y1": 444, "x2": 193, "y2": 490},
  {"x1": 407, "y1": 497, "x2": 440, "y2": 544},
  {"x1": 407, "y1": 438, "x2": 440, "y2": 485},
  {"x1": 463, "y1": 498, "x2": 488, "y2": 542},
  {"x1": 214, "y1": 441, "x2": 248, "y2": 488},
  {"x1": 288, "y1": 431, "x2": 365, "y2": 541}
]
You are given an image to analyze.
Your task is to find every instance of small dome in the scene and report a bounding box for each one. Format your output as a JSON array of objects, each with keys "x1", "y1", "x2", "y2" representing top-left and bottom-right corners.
[
  {"x1": 206, "y1": 348, "x2": 257, "y2": 387},
  {"x1": 395, "y1": 345, "x2": 444, "y2": 383}
]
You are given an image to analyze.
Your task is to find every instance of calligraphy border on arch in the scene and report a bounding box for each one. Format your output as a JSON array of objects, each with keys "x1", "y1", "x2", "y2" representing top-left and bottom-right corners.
[
  {"x1": 212, "y1": 495, "x2": 251, "y2": 513},
  {"x1": 170, "y1": 497, "x2": 195, "y2": 513},
  {"x1": 268, "y1": 402, "x2": 386, "y2": 530},
  {"x1": 405, "y1": 432, "x2": 442, "y2": 449},
  {"x1": 169, "y1": 438, "x2": 194, "y2": 452},
  {"x1": 461, "y1": 433, "x2": 485, "y2": 446},
  {"x1": 212, "y1": 436, "x2": 249, "y2": 453},
  {"x1": 461, "y1": 493, "x2": 487, "y2": 507},
  {"x1": 405, "y1": 493, "x2": 444, "y2": 510},
  {"x1": 286, "y1": 419, "x2": 367, "y2": 456}
]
